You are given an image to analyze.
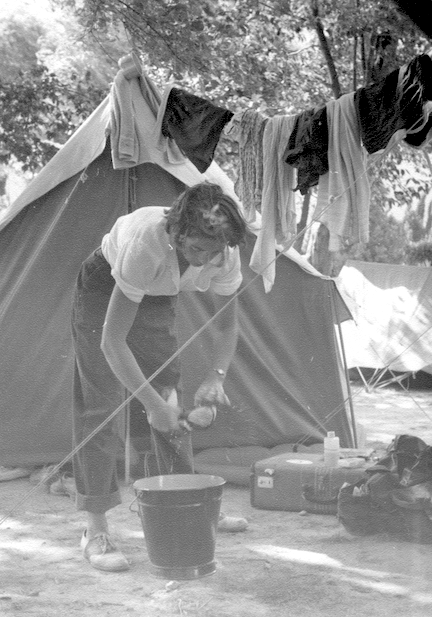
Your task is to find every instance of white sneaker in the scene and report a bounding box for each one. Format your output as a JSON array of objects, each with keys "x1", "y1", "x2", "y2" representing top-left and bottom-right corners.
[{"x1": 81, "y1": 530, "x2": 130, "y2": 572}]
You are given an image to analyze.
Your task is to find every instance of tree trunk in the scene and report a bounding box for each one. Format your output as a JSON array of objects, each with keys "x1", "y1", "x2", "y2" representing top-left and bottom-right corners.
[
  {"x1": 310, "y1": 0, "x2": 342, "y2": 99},
  {"x1": 309, "y1": 224, "x2": 346, "y2": 277}
]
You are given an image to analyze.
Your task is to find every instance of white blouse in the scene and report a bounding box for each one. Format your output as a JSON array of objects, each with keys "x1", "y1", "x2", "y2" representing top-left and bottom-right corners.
[{"x1": 101, "y1": 206, "x2": 242, "y2": 303}]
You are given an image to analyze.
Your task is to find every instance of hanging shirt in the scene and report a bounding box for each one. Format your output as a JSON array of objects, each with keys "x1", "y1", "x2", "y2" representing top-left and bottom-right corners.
[
  {"x1": 284, "y1": 106, "x2": 329, "y2": 195},
  {"x1": 355, "y1": 53, "x2": 432, "y2": 154},
  {"x1": 101, "y1": 207, "x2": 242, "y2": 302}
]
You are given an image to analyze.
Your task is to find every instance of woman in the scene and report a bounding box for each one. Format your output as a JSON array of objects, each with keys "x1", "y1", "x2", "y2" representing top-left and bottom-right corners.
[{"x1": 71, "y1": 182, "x2": 248, "y2": 571}]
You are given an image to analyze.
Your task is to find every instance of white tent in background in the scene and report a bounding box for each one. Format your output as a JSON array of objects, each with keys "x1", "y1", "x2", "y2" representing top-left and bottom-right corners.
[{"x1": 337, "y1": 260, "x2": 432, "y2": 386}]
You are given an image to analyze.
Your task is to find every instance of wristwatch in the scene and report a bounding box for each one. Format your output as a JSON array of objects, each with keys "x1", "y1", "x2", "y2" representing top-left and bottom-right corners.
[{"x1": 214, "y1": 368, "x2": 226, "y2": 378}]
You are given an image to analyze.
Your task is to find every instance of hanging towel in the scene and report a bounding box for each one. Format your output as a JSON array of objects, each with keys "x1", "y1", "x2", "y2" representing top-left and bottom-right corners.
[
  {"x1": 224, "y1": 109, "x2": 268, "y2": 223},
  {"x1": 249, "y1": 115, "x2": 298, "y2": 292},
  {"x1": 315, "y1": 92, "x2": 370, "y2": 252},
  {"x1": 158, "y1": 87, "x2": 233, "y2": 173},
  {"x1": 110, "y1": 70, "x2": 182, "y2": 168},
  {"x1": 110, "y1": 71, "x2": 140, "y2": 166},
  {"x1": 109, "y1": 52, "x2": 187, "y2": 169}
]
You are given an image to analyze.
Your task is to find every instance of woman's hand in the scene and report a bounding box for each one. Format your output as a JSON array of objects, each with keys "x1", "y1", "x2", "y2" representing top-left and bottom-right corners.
[
  {"x1": 194, "y1": 376, "x2": 230, "y2": 407},
  {"x1": 146, "y1": 402, "x2": 185, "y2": 434}
]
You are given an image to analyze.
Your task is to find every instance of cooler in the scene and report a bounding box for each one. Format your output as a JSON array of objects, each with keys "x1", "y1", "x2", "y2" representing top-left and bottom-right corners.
[{"x1": 250, "y1": 451, "x2": 370, "y2": 514}]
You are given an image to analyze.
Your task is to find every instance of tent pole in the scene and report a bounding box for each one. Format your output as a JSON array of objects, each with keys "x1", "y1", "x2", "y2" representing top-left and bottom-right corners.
[
  {"x1": 124, "y1": 394, "x2": 131, "y2": 485},
  {"x1": 356, "y1": 366, "x2": 371, "y2": 392},
  {"x1": 329, "y1": 282, "x2": 358, "y2": 448}
]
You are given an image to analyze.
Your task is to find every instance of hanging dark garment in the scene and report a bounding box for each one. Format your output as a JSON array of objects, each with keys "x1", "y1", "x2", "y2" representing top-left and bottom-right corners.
[
  {"x1": 354, "y1": 54, "x2": 432, "y2": 154},
  {"x1": 284, "y1": 106, "x2": 329, "y2": 195},
  {"x1": 161, "y1": 88, "x2": 233, "y2": 173},
  {"x1": 392, "y1": 0, "x2": 432, "y2": 40}
]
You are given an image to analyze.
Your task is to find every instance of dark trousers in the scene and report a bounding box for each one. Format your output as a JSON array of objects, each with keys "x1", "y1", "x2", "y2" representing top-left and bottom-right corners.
[{"x1": 71, "y1": 248, "x2": 194, "y2": 513}]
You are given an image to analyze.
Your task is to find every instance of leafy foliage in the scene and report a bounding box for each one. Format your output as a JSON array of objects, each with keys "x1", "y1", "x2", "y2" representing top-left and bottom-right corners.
[
  {"x1": 59, "y1": 0, "x2": 431, "y2": 99},
  {"x1": 59, "y1": 0, "x2": 329, "y2": 111},
  {"x1": 0, "y1": 4, "x2": 120, "y2": 173},
  {"x1": 406, "y1": 241, "x2": 432, "y2": 266},
  {"x1": 0, "y1": 65, "x2": 105, "y2": 172},
  {"x1": 346, "y1": 194, "x2": 408, "y2": 264}
]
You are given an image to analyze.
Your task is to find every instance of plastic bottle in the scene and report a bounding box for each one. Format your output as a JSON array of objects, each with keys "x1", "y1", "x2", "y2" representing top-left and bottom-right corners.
[{"x1": 324, "y1": 431, "x2": 340, "y2": 467}]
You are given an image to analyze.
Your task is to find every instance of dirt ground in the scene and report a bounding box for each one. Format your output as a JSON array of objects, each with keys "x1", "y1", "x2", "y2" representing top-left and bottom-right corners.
[{"x1": 2, "y1": 382, "x2": 432, "y2": 617}]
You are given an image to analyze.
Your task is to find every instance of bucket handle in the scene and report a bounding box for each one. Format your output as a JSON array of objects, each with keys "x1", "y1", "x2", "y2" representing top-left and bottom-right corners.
[{"x1": 129, "y1": 496, "x2": 139, "y2": 514}]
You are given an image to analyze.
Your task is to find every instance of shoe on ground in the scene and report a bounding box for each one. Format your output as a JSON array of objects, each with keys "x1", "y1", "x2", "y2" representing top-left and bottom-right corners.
[
  {"x1": 217, "y1": 513, "x2": 248, "y2": 533},
  {"x1": 0, "y1": 466, "x2": 32, "y2": 482},
  {"x1": 81, "y1": 530, "x2": 130, "y2": 572}
]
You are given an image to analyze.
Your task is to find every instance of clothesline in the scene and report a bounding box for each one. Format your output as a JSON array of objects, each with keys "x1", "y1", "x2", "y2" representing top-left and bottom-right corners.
[{"x1": 110, "y1": 51, "x2": 432, "y2": 291}]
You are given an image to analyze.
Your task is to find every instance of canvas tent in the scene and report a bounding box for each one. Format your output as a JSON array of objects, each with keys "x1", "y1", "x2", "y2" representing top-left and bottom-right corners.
[
  {"x1": 0, "y1": 67, "x2": 355, "y2": 468},
  {"x1": 336, "y1": 260, "x2": 432, "y2": 382}
]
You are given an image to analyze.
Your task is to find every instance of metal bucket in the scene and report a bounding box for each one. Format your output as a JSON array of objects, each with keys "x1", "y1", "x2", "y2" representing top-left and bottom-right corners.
[{"x1": 133, "y1": 474, "x2": 225, "y2": 579}]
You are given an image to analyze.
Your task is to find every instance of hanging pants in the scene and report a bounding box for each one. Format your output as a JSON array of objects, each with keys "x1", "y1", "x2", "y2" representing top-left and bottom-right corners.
[{"x1": 71, "y1": 248, "x2": 194, "y2": 514}]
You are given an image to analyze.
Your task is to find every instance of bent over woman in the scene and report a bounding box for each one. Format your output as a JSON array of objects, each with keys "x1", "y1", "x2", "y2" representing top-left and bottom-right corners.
[{"x1": 71, "y1": 182, "x2": 248, "y2": 571}]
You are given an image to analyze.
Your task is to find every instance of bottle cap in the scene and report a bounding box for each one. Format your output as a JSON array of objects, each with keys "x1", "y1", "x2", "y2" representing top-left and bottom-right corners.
[{"x1": 327, "y1": 431, "x2": 335, "y2": 438}]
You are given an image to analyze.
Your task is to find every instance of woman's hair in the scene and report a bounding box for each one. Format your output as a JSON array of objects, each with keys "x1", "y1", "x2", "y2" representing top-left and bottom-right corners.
[{"x1": 165, "y1": 183, "x2": 247, "y2": 248}]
